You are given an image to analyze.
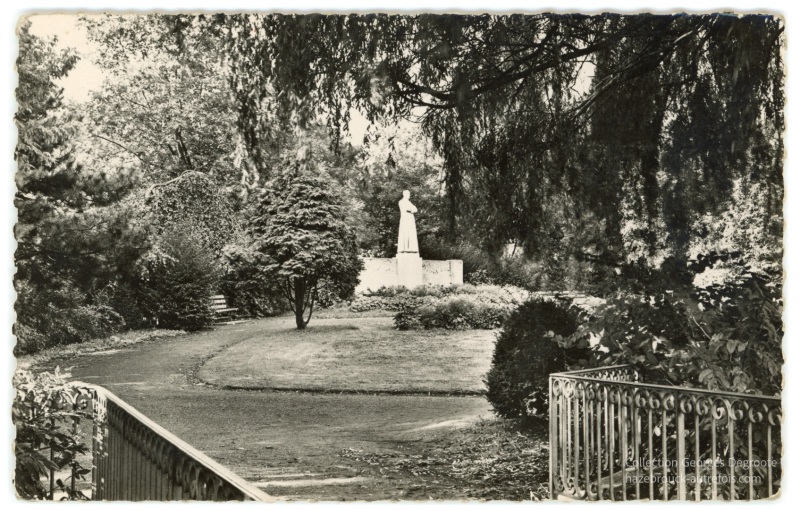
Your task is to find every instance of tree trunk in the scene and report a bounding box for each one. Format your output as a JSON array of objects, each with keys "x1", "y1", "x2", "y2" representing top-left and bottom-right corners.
[{"x1": 294, "y1": 278, "x2": 306, "y2": 329}]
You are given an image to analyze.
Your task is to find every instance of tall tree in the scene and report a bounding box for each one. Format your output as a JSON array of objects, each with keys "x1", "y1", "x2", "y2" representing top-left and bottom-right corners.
[
  {"x1": 15, "y1": 21, "x2": 146, "y2": 353},
  {"x1": 250, "y1": 153, "x2": 362, "y2": 329},
  {"x1": 220, "y1": 13, "x2": 783, "y2": 275},
  {"x1": 81, "y1": 14, "x2": 241, "y2": 187}
]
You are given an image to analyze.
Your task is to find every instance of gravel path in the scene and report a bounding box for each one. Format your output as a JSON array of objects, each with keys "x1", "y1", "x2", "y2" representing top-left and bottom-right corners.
[{"x1": 61, "y1": 318, "x2": 494, "y2": 501}]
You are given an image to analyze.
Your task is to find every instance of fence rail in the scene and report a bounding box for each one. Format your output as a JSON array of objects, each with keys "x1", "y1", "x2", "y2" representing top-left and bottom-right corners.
[
  {"x1": 56, "y1": 383, "x2": 274, "y2": 501},
  {"x1": 549, "y1": 365, "x2": 781, "y2": 501}
]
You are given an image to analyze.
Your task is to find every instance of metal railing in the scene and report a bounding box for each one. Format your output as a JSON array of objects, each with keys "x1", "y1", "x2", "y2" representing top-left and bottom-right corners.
[
  {"x1": 549, "y1": 366, "x2": 782, "y2": 501},
  {"x1": 57, "y1": 383, "x2": 274, "y2": 501}
]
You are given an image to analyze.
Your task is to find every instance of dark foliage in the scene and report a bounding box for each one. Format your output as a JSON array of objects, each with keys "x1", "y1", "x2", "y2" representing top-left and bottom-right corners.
[
  {"x1": 219, "y1": 243, "x2": 290, "y2": 317},
  {"x1": 485, "y1": 299, "x2": 583, "y2": 420},
  {"x1": 572, "y1": 255, "x2": 782, "y2": 396},
  {"x1": 14, "y1": 285, "x2": 125, "y2": 355},
  {"x1": 14, "y1": 22, "x2": 147, "y2": 354},
  {"x1": 132, "y1": 231, "x2": 219, "y2": 331}
]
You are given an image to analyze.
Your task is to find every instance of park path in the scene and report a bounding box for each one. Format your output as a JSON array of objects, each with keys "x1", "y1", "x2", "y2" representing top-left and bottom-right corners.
[{"x1": 63, "y1": 319, "x2": 493, "y2": 500}]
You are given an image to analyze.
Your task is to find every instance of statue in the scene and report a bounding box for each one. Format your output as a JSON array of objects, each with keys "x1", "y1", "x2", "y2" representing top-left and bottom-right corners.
[{"x1": 397, "y1": 190, "x2": 419, "y2": 253}]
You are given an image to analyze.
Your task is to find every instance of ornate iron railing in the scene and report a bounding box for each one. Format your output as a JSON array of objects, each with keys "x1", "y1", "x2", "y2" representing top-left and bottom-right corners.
[
  {"x1": 57, "y1": 383, "x2": 274, "y2": 501},
  {"x1": 549, "y1": 366, "x2": 781, "y2": 501}
]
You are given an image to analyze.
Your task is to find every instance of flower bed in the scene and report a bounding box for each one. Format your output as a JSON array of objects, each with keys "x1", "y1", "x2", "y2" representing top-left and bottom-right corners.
[{"x1": 348, "y1": 284, "x2": 529, "y2": 330}]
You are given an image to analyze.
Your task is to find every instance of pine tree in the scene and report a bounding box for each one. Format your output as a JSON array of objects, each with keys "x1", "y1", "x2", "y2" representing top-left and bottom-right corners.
[
  {"x1": 14, "y1": 21, "x2": 146, "y2": 353},
  {"x1": 250, "y1": 152, "x2": 362, "y2": 329}
]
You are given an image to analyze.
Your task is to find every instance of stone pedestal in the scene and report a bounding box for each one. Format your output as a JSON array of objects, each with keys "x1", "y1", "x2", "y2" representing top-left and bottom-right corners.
[{"x1": 396, "y1": 253, "x2": 423, "y2": 289}]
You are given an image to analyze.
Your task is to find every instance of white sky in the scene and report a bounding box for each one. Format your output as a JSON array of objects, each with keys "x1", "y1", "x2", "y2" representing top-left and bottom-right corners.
[
  {"x1": 4, "y1": 2, "x2": 800, "y2": 510},
  {"x1": 28, "y1": 14, "x2": 105, "y2": 102},
  {"x1": 25, "y1": 13, "x2": 386, "y2": 143}
]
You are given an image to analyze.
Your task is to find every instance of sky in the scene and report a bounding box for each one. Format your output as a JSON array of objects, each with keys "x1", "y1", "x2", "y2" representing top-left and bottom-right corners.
[
  {"x1": 24, "y1": 13, "x2": 380, "y2": 145},
  {"x1": 27, "y1": 14, "x2": 105, "y2": 102},
  {"x1": 4, "y1": 2, "x2": 800, "y2": 508},
  {"x1": 22, "y1": 11, "x2": 595, "y2": 147}
]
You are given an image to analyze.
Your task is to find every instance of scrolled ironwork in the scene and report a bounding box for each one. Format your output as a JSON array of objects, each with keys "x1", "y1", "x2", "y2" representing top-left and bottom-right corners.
[{"x1": 549, "y1": 365, "x2": 781, "y2": 502}]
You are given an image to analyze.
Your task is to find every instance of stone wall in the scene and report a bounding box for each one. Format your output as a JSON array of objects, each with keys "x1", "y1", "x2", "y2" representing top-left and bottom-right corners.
[
  {"x1": 355, "y1": 257, "x2": 463, "y2": 293},
  {"x1": 422, "y1": 260, "x2": 463, "y2": 287}
]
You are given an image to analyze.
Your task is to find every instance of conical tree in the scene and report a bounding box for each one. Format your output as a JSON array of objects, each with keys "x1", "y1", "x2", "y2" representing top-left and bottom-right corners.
[{"x1": 250, "y1": 150, "x2": 363, "y2": 329}]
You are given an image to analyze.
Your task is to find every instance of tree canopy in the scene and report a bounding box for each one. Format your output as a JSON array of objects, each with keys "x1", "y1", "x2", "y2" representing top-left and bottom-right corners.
[
  {"x1": 250, "y1": 154, "x2": 362, "y2": 329},
  {"x1": 77, "y1": 13, "x2": 784, "y2": 278},
  {"x1": 15, "y1": 21, "x2": 148, "y2": 353},
  {"x1": 220, "y1": 13, "x2": 783, "y2": 273}
]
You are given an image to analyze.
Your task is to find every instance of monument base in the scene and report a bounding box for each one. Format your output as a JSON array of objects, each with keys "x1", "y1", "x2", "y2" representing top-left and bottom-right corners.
[
  {"x1": 355, "y1": 256, "x2": 463, "y2": 293},
  {"x1": 396, "y1": 252, "x2": 423, "y2": 289}
]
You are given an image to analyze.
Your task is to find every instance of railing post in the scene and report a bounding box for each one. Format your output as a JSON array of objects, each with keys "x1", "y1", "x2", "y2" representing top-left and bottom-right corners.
[
  {"x1": 548, "y1": 375, "x2": 554, "y2": 499},
  {"x1": 620, "y1": 396, "x2": 627, "y2": 500},
  {"x1": 677, "y1": 402, "x2": 686, "y2": 500}
]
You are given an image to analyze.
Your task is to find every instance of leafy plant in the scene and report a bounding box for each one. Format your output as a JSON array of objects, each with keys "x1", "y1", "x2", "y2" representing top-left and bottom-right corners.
[
  {"x1": 390, "y1": 285, "x2": 529, "y2": 330},
  {"x1": 14, "y1": 284, "x2": 126, "y2": 355},
  {"x1": 144, "y1": 172, "x2": 239, "y2": 256},
  {"x1": 132, "y1": 231, "x2": 219, "y2": 331},
  {"x1": 485, "y1": 299, "x2": 584, "y2": 419},
  {"x1": 570, "y1": 258, "x2": 782, "y2": 396},
  {"x1": 250, "y1": 155, "x2": 363, "y2": 329},
  {"x1": 219, "y1": 243, "x2": 289, "y2": 317},
  {"x1": 13, "y1": 369, "x2": 92, "y2": 500}
]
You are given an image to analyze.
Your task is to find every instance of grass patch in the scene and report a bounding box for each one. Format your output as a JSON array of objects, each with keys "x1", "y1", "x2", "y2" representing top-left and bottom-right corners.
[
  {"x1": 198, "y1": 316, "x2": 495, "y2": 393},
  {"x1": 17, "y1": 329, "x2": 187, "y2": 372}
]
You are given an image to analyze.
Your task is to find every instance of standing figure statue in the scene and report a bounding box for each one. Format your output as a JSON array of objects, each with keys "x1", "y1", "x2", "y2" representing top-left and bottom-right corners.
[{"x1": 397, "y1": 190, "x2": 419, "y2": 253}]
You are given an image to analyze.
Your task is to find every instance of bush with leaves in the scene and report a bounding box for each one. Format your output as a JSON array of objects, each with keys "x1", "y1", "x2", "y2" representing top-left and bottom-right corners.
[
  {"x1": 143, "y1": 172, "x2": 239, "y2": 256},
  {"x1": 416, "y1": 297, "x2": 508, "y2": 330},
  {"x1": 132, "y1": 231, "x2": 219, "y2": 331},
  {"x1": 572, "y1": 293, "x2": 693, "y2": 385},
  {"x1": 390, "y1": 285, "x2": 529, "y2": 330},
  {"x1": 219, "y1": 243, "x2": 289, "y2": 317},
  {"x1": 686, "y1": 256, "x2": 782, "y2": 395},
  {"x1": 485, "y1": 299, "x2": 584, "y2": 420},
  {"x1": 249, "y1": 155, "x2": 363, "y2": 329},
  {"x1": 14, "y1": 284, "x2": 125, "y2": 355},
  {"x1": 14, "y1": 369, "x2": 92, "y2": 500},
  {"x1": 570, "y1": 257, "x2": 782, "y2": 396}
]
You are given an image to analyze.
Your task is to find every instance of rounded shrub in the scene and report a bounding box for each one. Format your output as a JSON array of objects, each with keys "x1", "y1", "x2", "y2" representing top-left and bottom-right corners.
[
  {"x1": 133, "y1": 231, "x2": 219, "y2": 331},
  {"x1": 485, "y1": 299, "x2": 581, "y2": 420},
  {"x1": 219, "y1": 243, "x2": 289, "y2": 317}
]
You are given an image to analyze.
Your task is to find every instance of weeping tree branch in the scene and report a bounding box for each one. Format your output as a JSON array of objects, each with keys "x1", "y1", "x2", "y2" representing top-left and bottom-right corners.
[{"x1": 144, "y1": 170, "x2": 210, "y2": 200}]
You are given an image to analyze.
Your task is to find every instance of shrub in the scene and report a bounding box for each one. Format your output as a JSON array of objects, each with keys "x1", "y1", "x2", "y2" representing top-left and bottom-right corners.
[
  {"x1": 132, "y1": 232, "x2": 218, "y2": 331},
  {"x1": 420, "y1": 299, "x2": 474, "y2": 330},
  {"x1": 574, "y1": 292, "x2": 692, "y2": 385},
  {"x1": 14, "y1": 369, "x2": 92, "y2": 500},
  {"x1": 393, "y1": 310, "x2": 423, "y2": 330},
  {"x1": 389, "y1": 285, "x2": 529, "y2": 330},
  {"x1": 13, "y1": 324, "x2": 48, "y2": 357},
  {"x1": 99, "y1": 281, "x2": 147, "y2": 330},
  {"x1": 352, "y1": 293, "x2": 429, "y2": 314},
  {"x1": 14, "y1": 285, "x2": 125, "y2": 355},
  {"x1": 465, "y1": 268, "x2": 495, "y2": 285},
  {"x1": 417, "y1": 297, "x2": 508, "y2": 330},
  {"x1": 574, "y1": 268, "x2": 782, "y2": 395},
  {"x1": 219, "y1": 243, "x2": 289, "y2": 317},
  {"x1": 368, "y1": 285, "x2": 411, "y2": 298},
  {"x1": 485, "y1": 299, "x2": 582, "y2": 420}
]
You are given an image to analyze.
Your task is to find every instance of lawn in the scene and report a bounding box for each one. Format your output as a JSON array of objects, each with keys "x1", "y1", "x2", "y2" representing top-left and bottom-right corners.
[{"x1": 198, "y1": 316, "x2": 496, "y2": 394}]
